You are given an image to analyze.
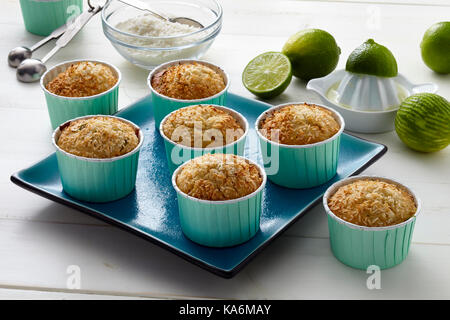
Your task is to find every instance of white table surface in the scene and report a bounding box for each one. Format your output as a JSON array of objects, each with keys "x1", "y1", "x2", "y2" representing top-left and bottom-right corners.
[{"x1": 1, "y1": 0, "x2": 449, "y2": 300}]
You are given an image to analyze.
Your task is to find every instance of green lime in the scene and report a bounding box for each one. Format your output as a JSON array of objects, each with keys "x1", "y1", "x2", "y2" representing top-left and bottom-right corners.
[
  {"x1": 281, "y1": 29, "x2": 340, "y2": 81},
  {"x1": 421, "y1": 21, "x2": 450, "y2": 74},
  {"x1": 395, "y1": 93, "x2": 450, "y2": 153},
  {"x1": 242, "y1": 51, "x2": 292, "y2": 99},
  {"x1": 346, "y1": 39, "x2": 398, "y2": 77}
]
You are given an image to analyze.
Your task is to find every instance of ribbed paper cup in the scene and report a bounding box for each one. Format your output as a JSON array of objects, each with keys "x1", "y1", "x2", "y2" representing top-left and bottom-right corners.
[
  {"x1": 41, "y1": 59, "x2": 121, "y2": 129},
  {"x1": 255, "y1": 102, "x2": 345, "y2": 189},
  {"x1": 323, "y1": 175, "x2": 421, "y2": 270},
  {"x1": 172, "y1": 155, "x2": 266, "y2": 247},
  {"x1": 52, "y1": 115, "x2": 144, "y2": 203},
  {"x1": 20, "y1": 0, "x2": 83, "y2": 36},
  {"x1": 147, "y1": 59, "x2": 230, "y2": 129},
  {"x1": 159, "y1": 104, "x2": 248, "y2": 173}
]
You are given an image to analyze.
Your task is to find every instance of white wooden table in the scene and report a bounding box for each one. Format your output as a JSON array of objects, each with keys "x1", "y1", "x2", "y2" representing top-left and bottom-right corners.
[{"x1": 1, "y1": 0, "x2": 449, "y2": 300}]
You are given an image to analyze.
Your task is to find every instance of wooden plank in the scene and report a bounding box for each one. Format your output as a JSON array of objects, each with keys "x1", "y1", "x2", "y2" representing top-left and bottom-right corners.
[
  {"x1": 0, "y1": 219, "x2": 448, "y2": 299},
  {"x1": 0, "y1": 287, "x2": 154, "y2": 300},
  {"x1": 1, "y1": 0, "x2": 449, "y2": 299}
]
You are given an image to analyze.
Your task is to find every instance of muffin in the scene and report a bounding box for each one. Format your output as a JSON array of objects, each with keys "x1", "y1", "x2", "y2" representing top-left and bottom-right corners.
[
  {"x1": 172, "y1": 153, "x2": 266, "y2": 247},
  {"x1": 160, "y1": 104, "x2": 248, "y2": 173},
  {"x1": 323, "y1": 176, "x2": 420, "y2": 270},
  {"x1": 148, "y1": 60, "x2": 229, "y2": 129},
  {"x1": 151, "y1": 62, "x2": 226, "y2": 100},
  {"x1": 327, "y1": 179, "x2": 417, "y2": 227},
  {"x1": 176, "y1": 153, "x2": 262, "y2": 201},
  {"x1": 57, "y1": 116, "x2": 139, "y2": 158},
  {"x1": 53, "y1": 115, "x2": 143, "y2": 203},
  {"x1": 162, "y1": 105, "x2": 245, "y2": 148},
  {"x1": 255, "y1": 102, "x2": 344, "y2": 189},
  {"x1": 46, "y1": 61, "x2": 118, "y2": 97},
  {"x1": 259, "y1": 103, "x2": 340, "y2": 145},
  {"x1": 41, "y1": 60, "x2": 121, "y2": 129}
]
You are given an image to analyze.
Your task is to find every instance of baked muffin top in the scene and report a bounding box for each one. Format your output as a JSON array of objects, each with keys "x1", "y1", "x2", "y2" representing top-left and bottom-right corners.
[
  {"x1": 259, "y1": 103, "x2": 340, "y2": 145},
  {"x1": 176, "y1": 154, "x2": 263, "y2": 201},
  {"x1": 46, "y1": 61, "x2": 117, "y2": 97},
  {"x1": 327, "y1": 179, "x2": 417, "y2": 227},
  {"x1": 162, "y1": 105, "x2": 244, "y2": 148},
  {"x1": 57, "y1": 116, "x2": 139, "y2": 159},
  {"x1": 151, "y1": 62, "x2": 226, "y2": 100}
]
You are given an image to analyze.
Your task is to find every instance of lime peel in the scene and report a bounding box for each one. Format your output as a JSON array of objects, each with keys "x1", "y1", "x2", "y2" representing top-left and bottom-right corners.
[
  {"x1": 346, "y1": 39, "x2": 398, "y2": 78},
  {"x1": 395, "y1": 93, "x2": 450, "y2": 153},
  {"x1": 420, "y1": 21, "x2": 450, "y2": 74},
  {"x1": 281, "y1": 28, "x2": 340, "y2": 81}
]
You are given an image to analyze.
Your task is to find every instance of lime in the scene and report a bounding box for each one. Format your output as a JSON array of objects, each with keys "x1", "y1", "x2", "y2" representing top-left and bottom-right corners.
[
  {"x1": 421, "y1": 21, "x2": 450, "y2": 74},
  {"x1": 395, "y1": 93, "x2": 450, "y2": 153},
  {"x1": 242, "y1": 52, "x2": 292, "y2": 99},
  {"x1": 346, "y1": 39, "x2": 398, "y2": 77},
  {"x1": 281, "y1": 29, "x2": 340, "y2": 81}
]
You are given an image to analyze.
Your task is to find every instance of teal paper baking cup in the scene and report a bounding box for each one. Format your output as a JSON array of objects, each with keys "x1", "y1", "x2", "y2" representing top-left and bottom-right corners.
[
  {"x1": 323, "y1": 176, "x2": 421, "y2": 270},
  {"x1": 172, "y1": 156, "x2": 267, "y2": 247},
  {"x1": 148, "y1": 59, "x2": 229, "y2": 129},
  {"x1": 20, "y1": 0, "x2": 83, "y2": 36},
  {"x1": 255, "y1": 103, "x2": 345, "y2": 189},
  {"x1": 41, "y1": 59, "x2": 121, "y2": 129},
  {"x1": 52, "y1": 115, "x2": 144, "y2": 203},
  {"x1": 160, "y1": 104, "x2": 248, "y2": 173}
]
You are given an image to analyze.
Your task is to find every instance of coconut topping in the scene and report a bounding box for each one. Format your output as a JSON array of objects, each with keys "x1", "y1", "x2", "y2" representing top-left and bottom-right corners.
[
  {"x1": 46, "y1": 61, "x2": 117, "y2": 97},
  {"x1": 57, "y1": 116, "x2": 139, "y2": 159},
  {"x1": 151, "y1": 62, "x2": 226, "y2": 100},
  {"x1": 327, "y1": 179, "x2": 417, "y2": 227},
  {"x1": 176, "y1": 154, "x2": 263, "y2": 201},
  {"x1": 260, "y1": 103, "x2": 340, "y2": 145}
]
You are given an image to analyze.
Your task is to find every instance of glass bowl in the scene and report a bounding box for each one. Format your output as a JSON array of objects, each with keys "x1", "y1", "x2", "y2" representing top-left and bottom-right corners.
[{"x1": 101, "y1": 0, "x2": 222, "y2": 70}]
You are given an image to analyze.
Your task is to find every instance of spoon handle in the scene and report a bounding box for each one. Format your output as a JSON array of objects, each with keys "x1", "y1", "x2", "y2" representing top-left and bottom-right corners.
[
  {"x1": 29, "y1": 23, "x2": 68, "y2": 52},
  {"x1": 40, "y1": 4, "x2": 102, "y2": 64},
  {"x1": 55, "y1": 4, "x2": 102, "y2": 48},
  {"x1": 41, "y1": 46, "x2": 61, "y2": 64},
  {"x1": 118, "y1": 0, "x2": 169, "y2": 21}
]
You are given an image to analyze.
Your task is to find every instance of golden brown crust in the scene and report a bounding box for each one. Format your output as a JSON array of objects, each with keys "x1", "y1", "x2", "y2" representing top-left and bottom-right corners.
[
  {"x1": 57, "y1": 117, "x2": 139, "y2": 159},
  {"x1": 46, "y1": 62, "x2": 117, "y2": 97},
  {"x1": 259, "y1": 103, "x2": 340, "y2": 145},
  {"x1": 327, "y1": 179, "x2": 417, "y2": 227},
  {"x1": 151, "y1": 62, "x2": 226, "y2": 100},
  {"x1": 162, "y1": 105, "x2": 244, "y2": 148},
  {"x1": 176, "y1": 154, "x2": 263, "y2": 201}
]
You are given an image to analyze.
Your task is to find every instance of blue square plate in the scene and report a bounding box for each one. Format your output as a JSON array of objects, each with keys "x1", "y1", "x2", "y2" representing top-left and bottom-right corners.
[{"x1": 11, "y1": 93, "x2": 387, "y2": 278}]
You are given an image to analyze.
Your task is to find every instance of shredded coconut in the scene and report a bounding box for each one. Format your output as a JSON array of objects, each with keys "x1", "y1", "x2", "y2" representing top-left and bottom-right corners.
[
  {"x1": 115, "y1": 13, "x2": 200, "y2": 40},
  {"x1": 176, "y1": 154, "x2": 263, "y2": 201},
  {"x1": 327, "y1": 179, "x2": 417, "y2": 227},
  {"x1": 260, "y1": 103, "x2": 340, "y2": 145},
  {"x1": 151, "y1": 62, "x2": 226, "y2": 100},
  {"x1": 46, "y1": 62, "x2": 117, "y2": 97},
  {"x1": 162, "y1": 105, "x2": 244, "y2": 148},
  {"x1": 57, "y1": 117, "x2": 139, "y2": 159},
  {"x1": 114, "y1": 14, "x2": 204, "y2": 65}
]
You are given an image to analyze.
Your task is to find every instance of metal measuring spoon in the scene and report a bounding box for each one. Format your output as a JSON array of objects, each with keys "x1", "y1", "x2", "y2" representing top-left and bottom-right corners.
[
  {"x1": 8, "y1": 23, "x2": 68, "y2": 68},
  {"x1": 118, "y1": 0, "x2": 204, "y2": 28},
  {"x1": 16, "y1": 4, "x2": 103, "y2": 83}
]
